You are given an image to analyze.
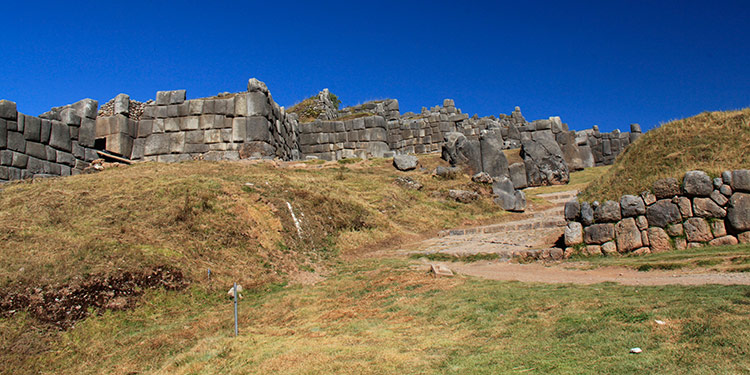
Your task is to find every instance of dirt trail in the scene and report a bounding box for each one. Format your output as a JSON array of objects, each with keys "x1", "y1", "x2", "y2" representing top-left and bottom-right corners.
[{"x1": 397, "y1": 189, "x2": 750, "y2": 286}]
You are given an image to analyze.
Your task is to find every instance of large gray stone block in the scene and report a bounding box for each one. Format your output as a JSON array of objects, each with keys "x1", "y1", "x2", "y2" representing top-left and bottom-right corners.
[
  {"x1": 49, "y1": 122, "x2": 73, "y2": 152},
  {"x1": 684, "y1": 217, "x2": 713, "y2": 242},
  {"x1": 40, "y1": 120, "x2": 51, "y2": 143},
  {"x1": 731, "y1": 170, "x2": 750, "y2": 192},
  {"x1": 106, "y1": 133, "x2": 134, "y2": 158},
  {"x1": 72, "y1": 99, "x2": 98, "y2": 119},
  {"x1": 24, "y1": 116, "x2": 41, "y2": 142},
  {"x1": 12, "y1": 152, "x2": 28, "y2": 168},
  {"x1": 246, "y1": 92, "x2": 270, "y2": 117},
  {"x1": 0, "y1": 100, "x2": 17, "y2": 120},
  {"x1": 25, "y1": 141, "x2": 47, "y2": 159},
  {"x1": 60, "y1": 108, "x2": 81, "y2": 126},
  {"x1": 114, "y1": 93, "x2": 130, "y2": 115},
  {"x1": 646, "y1": 199, "x2": 681, "y2": 227},
  {"x1": 246, "y1": 117, "x2": 271, "y2": 142},
  {"x1": 156, "y1": 91, "x2": 171, "y2": 105},
  {"x1": 594, "y1": 200, "x2": 621, "y2": 222},
  {"x1": 144, "y1": 133, "x2": 170, "y2": 156},
  {"x1": 508, "y1": 162, "x2": 527, "y2": 189},
  {"x1": 692, "y1": 197, "x2": 726, "y2": 218},
  {"x1": 615, "y1": 217, "x2": 643, "y2": 252},
  {"x1": 565, "y1": 201, "x2": 580, "y2": 221},
  {"x1": 479, "y1": 133, "x2": 509, "y2": 179},
  {"x1": 584, "y1": 223, "x2": 615, "y2": 244},
  {"x1": 727, "y1": 192, "x2": 750, "y2": 231},
  {"x1": 620, "y1": 195, "x2": 646, "y2": 217},
  {"x1": 683, "y1": 170, "x2": 713, "y2": 196}
]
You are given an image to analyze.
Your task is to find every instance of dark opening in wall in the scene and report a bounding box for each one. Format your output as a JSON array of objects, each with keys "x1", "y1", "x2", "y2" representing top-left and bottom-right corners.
[{"x1": 94, "y1": 138, "x2": 106, "y2": 151}]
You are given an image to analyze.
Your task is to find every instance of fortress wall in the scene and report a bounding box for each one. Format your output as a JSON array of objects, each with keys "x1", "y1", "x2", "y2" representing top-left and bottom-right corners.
[{"x1": 0, "y1": 99, "x2": 101, "y2": 181}]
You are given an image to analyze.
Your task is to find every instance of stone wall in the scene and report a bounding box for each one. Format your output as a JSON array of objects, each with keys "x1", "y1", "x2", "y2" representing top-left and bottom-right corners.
[
  {"x1": 0, "y1": 99, "x2": 100, "y2": 181},
  {"x1": 97, "y1": 79, "x2": 300, "y2": 163},
  {"x1": 298, "y1": 116, "x2": 390, "y2": 160},
  {"x1": 0, "y1": 79, "x2": 639, "y2": 182},
  {"x1": 563, "y1": 170, "x2": 750, "y2": 256}
]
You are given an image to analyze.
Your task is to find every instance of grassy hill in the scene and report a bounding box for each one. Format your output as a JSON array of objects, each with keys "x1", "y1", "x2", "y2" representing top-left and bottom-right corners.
[{"x1": 581, "y1": 108, "x2": 750, "y2": 201}]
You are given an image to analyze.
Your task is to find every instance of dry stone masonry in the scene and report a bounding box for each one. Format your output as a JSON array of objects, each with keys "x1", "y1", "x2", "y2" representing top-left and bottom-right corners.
[
  {"x1": 0, "y1": 78, "x2": 638, "y2": 182},
  {"x1": 564, "y1": 170, "x2": 750, "y2": 256}
]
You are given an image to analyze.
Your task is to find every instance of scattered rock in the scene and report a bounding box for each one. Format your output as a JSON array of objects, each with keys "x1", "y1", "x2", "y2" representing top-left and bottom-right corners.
[
  {"x1": 471, "y1": 172, "x2": 494, "y2": 184},
  {"x1": 630, "y1": 348, "x2": 642, "y2": 354},
  {"x1": 492, "y1": 176, "x2": 526, "y2": 212},
  {"x1": 394, "y1": 176, "x2": 423, "y2": 190},
  {"x1": 430, "y1": 264, "x2": 454, "y2": 277},
  {"x1": 449, "y1": 189, "x2": 479, "y2": 203},
  {"x1": 434, "y1": 166, "x2": 461, "y2": 179}
]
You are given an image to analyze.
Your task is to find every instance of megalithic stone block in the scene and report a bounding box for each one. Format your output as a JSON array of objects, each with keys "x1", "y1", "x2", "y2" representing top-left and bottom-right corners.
[
  {"x1": 24, "y1": 116, "x2": 41, "y2": 142},
  {"x1": 40, "y1": 120, "x2": 52, "y2": 143},
  {"x1": 0, "y1": 100, "x2": 17, "y2": 120},
  {"x1": 114, "y1": 93, "x2": 130, "y2": 115},
  {"x1": 169, "y1": 90, "x2": 186, "y2": 104},
  {"x1": 144, "y1": 133, "x2": 170, "y2": 156},
  {"x1": 72, "y1": 99, "x2": 98, "y2": 119},
  {"x1": 79, "y1": 118, "x2": 96, "y2": 147},
  {"x1": 50, "y1": 122, "x2": 73, "y2": 152},
  {"x1": 0, "y1": 119, "x2": 6, "y2": 149},
  {"x1": 61, "y1": 108, "x2": 81, "y2": 126},
  {"x1": 106, "y1": 132, "x2": 134, "y2": 158}
]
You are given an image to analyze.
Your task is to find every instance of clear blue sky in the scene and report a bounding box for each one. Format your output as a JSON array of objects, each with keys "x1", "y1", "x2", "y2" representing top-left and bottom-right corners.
[{"x1": 1, "y1": 0, "x2": 748, "y2": 133}]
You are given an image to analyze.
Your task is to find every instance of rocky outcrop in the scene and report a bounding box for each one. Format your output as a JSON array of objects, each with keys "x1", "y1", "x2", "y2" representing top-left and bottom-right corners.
[{"x1": 520, "y1": 132, "x2": 570, "y2": 186}]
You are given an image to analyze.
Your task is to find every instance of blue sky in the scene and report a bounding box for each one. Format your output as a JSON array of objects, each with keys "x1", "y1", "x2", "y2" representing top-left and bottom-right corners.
[{"x1": 1, "y1": 0, "x2": 748, "y2": 133}]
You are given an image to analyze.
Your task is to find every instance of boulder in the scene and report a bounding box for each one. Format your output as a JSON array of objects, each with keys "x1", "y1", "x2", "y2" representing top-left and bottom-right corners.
[
  {"x1": 646, "y1": 199, "x2": 681, "y2": 228},
  {"x1": 647, "y1": 227, "x2": 672, "y2": 252},
  {"x1": 393, "y1": 154, "x2": 418, "y2": 171},
  {"x1": 584, "y1": 245, "x2": 603, "y2": 256},
  {"x1": 449, "y1": 189, "x2": 479, "y2": 203},
  {"x1": 727, "y1": 192, "x2": 750, "y2": 231},
  {"x1": 684, "y1": 218, "x2": 713, "y2": 243},
  {"x1": 693, "y1": 198, "x2": 726, "y2": 218},
  {"x1": 620, "y1": 195, "x2": 646, "y2": 217},
  {"x1": 479, "y1": 132, "x2": 509, "y2": 178},
  {"x1": 731, "y1": 170, "x2": 750, "y2": 192},
  {"x1": 565, "y1": 201, "x2": 581, "y2": 221},
  {"x1": 508, "y1": 162, "x2": 528, "y2": 189},
  {"x1": 739, "y1": 232, "x2": 750, "y2": 244},
  {"x1": 720, "y1": 184, "x2": 732, "y2": 196},
  {"x1": 564, "y1": 222, "x2": 583, "y2": 246},
  {"x1": 471, "y1": 172, "x2": 493, "y2": 184},
  {"x1": 492, "y1": 176, "x2": 526, "y2": 212},
  {"x1": 435, "y1": 166, "x2": 461, "y2": 179},
  {"x1": 442, "y1": 132, "x2": 481, "y2": 174},
  {"x1": 615, "y1": 218, "x2": 643, "y2": 252},
  {"x1": 653, "y1": 178, "x2": 680, "y2": 199},
  {"x1": 594, "y1": 200, "x2": 622, "y2": 222},
  {"x1": 584, "y1": 223, "x2": 615, "y2": 244},
  {"x1": 520, "y1": 133, "x2": 569, "y2": 186},
  {"x1": 683, "y1": 170, "x2": 713, "y2": 196},
  {"x1": 394, "y1": 176, "x2": 423, "y2": 190}
]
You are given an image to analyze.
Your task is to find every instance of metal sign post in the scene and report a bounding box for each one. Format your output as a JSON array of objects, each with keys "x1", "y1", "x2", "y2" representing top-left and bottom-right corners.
[{"x1": 233, "y1": 282, "x2": 239, "y2": 337}]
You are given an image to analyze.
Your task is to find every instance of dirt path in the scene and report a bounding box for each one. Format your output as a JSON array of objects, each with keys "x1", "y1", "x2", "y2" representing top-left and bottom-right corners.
[
  {"x1": 420, "y1": 260, "x2": 750, "y2": 286},
  {"x1": 397, "y1": 189, "x2": 750, "y2": 286}
]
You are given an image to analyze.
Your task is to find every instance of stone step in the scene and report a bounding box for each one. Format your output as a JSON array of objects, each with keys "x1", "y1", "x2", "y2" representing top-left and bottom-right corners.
[{"x1": 441, "y1": 218, "x2": 566, "y2": 236}]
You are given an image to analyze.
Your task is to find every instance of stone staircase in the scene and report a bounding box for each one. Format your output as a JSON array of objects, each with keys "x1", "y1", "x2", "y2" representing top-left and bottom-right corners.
[{"x1": 412, "y1": 190, "x2": 578, "y2": 261}]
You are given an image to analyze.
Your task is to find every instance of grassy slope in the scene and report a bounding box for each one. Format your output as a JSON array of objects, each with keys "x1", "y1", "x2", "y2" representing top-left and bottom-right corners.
[
  {"x1": 0, "y1": 155, "x2": 504, "y2": 290},
  {"x1": 4, "y1": 258, "x2": 748, "y2": 374},
  {"x1": 581, "y1": 108, "x2": 750, "y2": 202}
]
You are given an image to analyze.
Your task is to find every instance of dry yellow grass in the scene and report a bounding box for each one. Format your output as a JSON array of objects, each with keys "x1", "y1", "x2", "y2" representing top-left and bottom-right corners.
[{"x1": 581, "y1": 108, "x2": 750, "y2": 201}]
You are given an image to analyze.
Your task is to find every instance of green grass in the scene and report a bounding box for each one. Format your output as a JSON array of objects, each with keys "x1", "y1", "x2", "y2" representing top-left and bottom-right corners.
[
  {"x1": 4, "y1": 258, "x2": 748, "y2": 374},
  {"x1": 572, "y1": 243, "x2": 750, "y2": 273},
  {"x1": 581, "y1": 108, "x2": 750, "y2": 201}
]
